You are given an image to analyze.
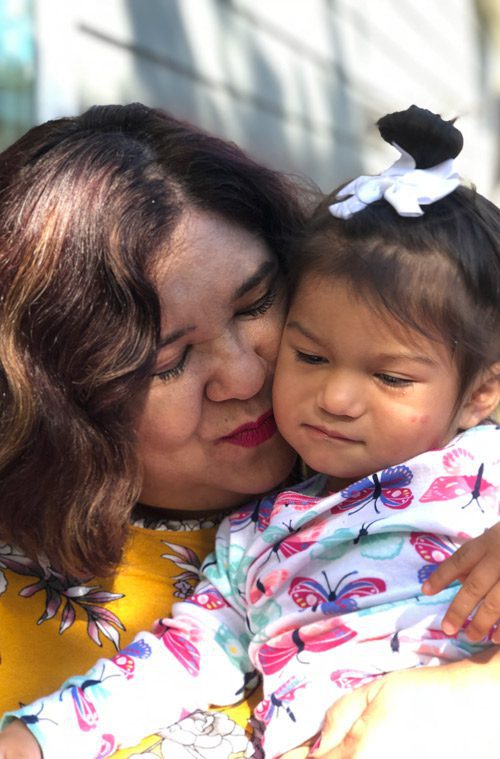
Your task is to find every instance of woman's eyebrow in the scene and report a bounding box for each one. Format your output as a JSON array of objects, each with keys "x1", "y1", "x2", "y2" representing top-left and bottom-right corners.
[
  {"x1": 158, "y1": 325, "x2": 197, "y2": 349},
  {"x1": 232, "y1": 259, "x2": 278, "y2": 300},
  {"x1": 158, "y1": 260, "x2": 278, "y2": 348}
]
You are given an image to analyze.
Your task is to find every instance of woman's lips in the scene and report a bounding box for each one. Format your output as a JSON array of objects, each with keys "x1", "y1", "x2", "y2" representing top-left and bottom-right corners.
[{"x1": 219, "y1": 410, "x2": 277, "y2": 448}]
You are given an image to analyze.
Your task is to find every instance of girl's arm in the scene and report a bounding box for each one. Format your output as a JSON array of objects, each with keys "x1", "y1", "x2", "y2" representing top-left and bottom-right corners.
[{"x1": 0, "y1": 590, "x2": 252, "y2": 757}]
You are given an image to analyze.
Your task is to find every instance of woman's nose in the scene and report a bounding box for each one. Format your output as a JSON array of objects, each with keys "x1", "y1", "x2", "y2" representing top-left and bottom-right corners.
[
  {"x1": 205, "y1": 333, "x2": 268, "y2": 402},
  {"x1": 317, "y1": 371, "x2": 366, "y2": 418}
]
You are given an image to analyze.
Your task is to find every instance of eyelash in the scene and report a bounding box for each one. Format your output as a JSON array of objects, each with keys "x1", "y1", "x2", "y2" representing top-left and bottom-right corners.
[
  {"x1": 154, "y1": 348, "x2": 190, "y2": 382},
  {"x1": 153, "y1": 284, "x2": 278, "y2": 382},
  {"x1": 376, "y1": 373, "x2": 412, "y2": 387},
  {"x1": 294, "y1": 353, "x2": 413, "y2": 389},
  {"x1": 295, "y1": 350, "x2": 326, "y2": 365},
  {"x1": 237, "y1": 283, "x2": 278, "y2": 318}
]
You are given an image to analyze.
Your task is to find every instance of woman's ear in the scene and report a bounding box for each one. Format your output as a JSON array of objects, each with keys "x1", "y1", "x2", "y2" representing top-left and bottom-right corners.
[{"x1": 458, "y1": 362, "x2": 500, "y2": 429}]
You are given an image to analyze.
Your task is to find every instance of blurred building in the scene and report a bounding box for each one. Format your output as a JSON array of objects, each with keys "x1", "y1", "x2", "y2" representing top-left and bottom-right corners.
[{"x1": 2, "y1": 0, "x2": 500, "y2": 195}]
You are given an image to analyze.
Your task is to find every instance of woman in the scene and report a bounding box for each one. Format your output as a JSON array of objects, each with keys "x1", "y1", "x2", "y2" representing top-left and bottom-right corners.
[{"x1": 0, "y1": 103, "x2": 499, "y2": 759}]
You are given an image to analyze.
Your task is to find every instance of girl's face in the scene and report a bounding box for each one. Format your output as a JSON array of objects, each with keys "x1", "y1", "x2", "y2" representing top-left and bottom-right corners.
[
  {"x1": 273, "y1": 275, "x2": 470, "y2": 491},
  {"x1": 134, "y1": 210, "x2": 295, "y2": 512}
]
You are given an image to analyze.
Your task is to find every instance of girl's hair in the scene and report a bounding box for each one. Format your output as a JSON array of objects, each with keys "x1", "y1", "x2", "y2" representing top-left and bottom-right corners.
[
  {"x1": 291, "y1": 105, "x2": 500, "y2": 404},
  {"x1": 0, "y1": 103, "x2": 310, "y2": 576}
]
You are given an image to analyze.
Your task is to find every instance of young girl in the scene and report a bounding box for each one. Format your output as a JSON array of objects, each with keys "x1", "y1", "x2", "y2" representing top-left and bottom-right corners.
[{"x1": 2, "y1": 105, "x2": 499, "y2": 759}]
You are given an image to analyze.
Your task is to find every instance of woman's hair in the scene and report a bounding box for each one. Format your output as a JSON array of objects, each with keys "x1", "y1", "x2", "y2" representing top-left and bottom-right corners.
[
  {"x1": 0, "y1": 103, "x2": 310, "y2": 576},
  {"x1": 291, "y1": 105, "x2": 500, "y2": 405}
]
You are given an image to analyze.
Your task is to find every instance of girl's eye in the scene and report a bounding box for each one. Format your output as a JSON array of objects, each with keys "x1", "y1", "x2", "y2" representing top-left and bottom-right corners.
[
  {"x1": 237, "y1": 282, "x2": 278, "y2": 318},
  {"x1": 153, "y1": 348, "x2": 190, "y2": 382},
  {"x1": 376, "y1": 373, "x2": 412, "y2": 387},
  {"x1": 295, "y1": 350, "x2": 327, "y2": 365}
]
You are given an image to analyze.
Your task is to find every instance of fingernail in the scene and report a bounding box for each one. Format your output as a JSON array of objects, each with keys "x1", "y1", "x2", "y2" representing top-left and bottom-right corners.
[{"x1": 441, "y1": 620, "x2": 457, "y2": 636}]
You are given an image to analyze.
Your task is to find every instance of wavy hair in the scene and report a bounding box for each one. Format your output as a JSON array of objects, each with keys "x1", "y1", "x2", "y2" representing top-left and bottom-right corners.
[{"x1": 0, "y1": 103, "x2": 309, "y2": 576}]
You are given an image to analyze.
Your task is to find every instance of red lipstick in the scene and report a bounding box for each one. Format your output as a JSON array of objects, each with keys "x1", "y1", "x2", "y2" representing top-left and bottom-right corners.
[{"x1": 219, "y1": 410, "x2": 277, "y2": 448}]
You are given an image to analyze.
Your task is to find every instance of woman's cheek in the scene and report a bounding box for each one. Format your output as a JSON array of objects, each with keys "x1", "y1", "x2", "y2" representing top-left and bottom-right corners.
[{"x1": 137, "y1": 378, "x2": 203, "y2": 448}]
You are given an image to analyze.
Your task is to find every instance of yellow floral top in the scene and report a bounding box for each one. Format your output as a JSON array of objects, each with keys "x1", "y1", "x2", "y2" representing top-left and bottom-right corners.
[{"x1": 0, "y1": 513, "x2": 258, "y2": 758}]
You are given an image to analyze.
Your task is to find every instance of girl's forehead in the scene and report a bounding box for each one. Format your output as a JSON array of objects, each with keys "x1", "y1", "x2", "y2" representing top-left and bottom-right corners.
[{"x1": 290, "y1": 274, "x2": 455, "y2": 362}]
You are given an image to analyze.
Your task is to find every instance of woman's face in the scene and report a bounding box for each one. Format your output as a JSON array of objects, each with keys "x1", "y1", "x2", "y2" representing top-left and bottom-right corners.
[{"x1": 135, "y1": 210, "x2": 295, "y2": 512}]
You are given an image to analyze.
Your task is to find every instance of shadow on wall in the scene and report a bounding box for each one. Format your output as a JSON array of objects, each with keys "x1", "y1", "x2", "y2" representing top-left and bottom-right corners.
[{"x1": 124, "y1": 0, "x2": 363, "y2": 191}]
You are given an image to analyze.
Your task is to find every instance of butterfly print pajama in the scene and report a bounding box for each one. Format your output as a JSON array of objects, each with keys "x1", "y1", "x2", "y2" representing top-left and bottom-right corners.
[{"x1": 4, "y1": 425, "x2": 499, "y2": 758}]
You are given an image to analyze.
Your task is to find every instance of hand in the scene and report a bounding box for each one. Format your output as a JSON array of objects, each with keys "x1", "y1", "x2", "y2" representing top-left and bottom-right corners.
[
  {"x1": 309, "y1": 650, "x2": 500, "y2": 758},
  {"x1": 422, "y1": 524, "x2": 500, "y2": 642},
  {"x1": 0, "y1": 720, "x2": 42, "y2": 759}
]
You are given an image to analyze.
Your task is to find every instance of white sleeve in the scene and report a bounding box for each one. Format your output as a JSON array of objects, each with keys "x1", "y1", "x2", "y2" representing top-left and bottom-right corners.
[{"x1": 0, "y1": 514, "x2": 257, "y2": 758}]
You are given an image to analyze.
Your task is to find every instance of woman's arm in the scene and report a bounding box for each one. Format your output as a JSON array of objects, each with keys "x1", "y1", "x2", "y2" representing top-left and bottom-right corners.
[{"x1": 299, "y1": 647, "x2": 500, "y2": 759}]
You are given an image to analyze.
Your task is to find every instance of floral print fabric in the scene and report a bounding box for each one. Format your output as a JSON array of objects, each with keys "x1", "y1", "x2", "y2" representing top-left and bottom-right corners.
[
  {"x1": 4, "y1": 425, "x2": 500, "y2": 757},
  {"x1": 0, "y1": 512, "x2": 254, "y2": 757}
]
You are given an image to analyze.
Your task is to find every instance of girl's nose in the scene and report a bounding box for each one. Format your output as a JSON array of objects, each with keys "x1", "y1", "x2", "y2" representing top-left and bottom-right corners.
[
  {"x1": 317, "y1": 371, "x2": 366, "y2": 418},
  {"x1": 205, "y1": 333, "x2": 268, "y2": 402}
]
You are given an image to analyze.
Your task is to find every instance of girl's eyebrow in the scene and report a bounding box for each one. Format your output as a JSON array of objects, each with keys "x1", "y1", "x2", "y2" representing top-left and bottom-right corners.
[
  {"x1": 286, "y1": 320, "x2": 317, "y2": 342},
  {"x1": 377, "y1": 352, "x2": 438, "y2": 366},
  {"x1": 232, "y1": 259, "x2": 278, "y2": 300}
]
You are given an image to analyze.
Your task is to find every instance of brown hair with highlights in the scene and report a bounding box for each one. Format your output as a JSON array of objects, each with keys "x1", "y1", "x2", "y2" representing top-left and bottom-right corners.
[{"x1": 0, "y1": 103, "x2": 309, "y2": 576}]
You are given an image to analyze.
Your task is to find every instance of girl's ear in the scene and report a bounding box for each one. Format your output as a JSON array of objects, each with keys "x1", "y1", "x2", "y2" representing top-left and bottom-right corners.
[{"x1": 458, "y1": 362, "x2": 500, "y2": 429}]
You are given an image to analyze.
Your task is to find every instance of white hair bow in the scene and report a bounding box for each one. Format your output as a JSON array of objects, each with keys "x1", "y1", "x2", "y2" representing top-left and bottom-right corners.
[{"x1": 329, "y1": 143, "x2": 461, "y2": 219}]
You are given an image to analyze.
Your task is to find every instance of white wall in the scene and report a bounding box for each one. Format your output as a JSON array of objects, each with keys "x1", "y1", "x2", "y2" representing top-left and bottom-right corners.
[{"x1": 34, "y1": 0, "x2": 499, "y2": 196}]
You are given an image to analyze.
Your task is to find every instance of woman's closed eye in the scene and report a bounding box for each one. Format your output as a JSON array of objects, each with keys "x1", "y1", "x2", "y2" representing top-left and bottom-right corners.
[
  {"x1": 236, "y1": 281, "x2": 278, "y2": 319},
  {"x1": 153, "y1": 347, "x2": 190, "y2": 382}
]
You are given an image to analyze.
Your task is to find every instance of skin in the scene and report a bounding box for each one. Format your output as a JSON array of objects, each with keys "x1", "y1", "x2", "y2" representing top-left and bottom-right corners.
[
  {"x1": 283, "y1": 647, "x2": 500, "y2": 759},
  {"x1": 136, "y1": 209, "x2": 296, "y2": 513},
  {"x1": 0, "y1": 209, "x2": 296, "y2": 758},
  {"x1": 273, "y1": 274, "x2": 475, "y2": 488},
  {"x1": 1, "y1": 233, "x2": 498, "y2": 758}
]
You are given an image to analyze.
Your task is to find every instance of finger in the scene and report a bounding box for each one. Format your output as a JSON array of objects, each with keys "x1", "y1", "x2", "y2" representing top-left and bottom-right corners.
[
  {"x1": 313, "y1": 680, "x2": 384, "y2": 757},
  {"x1": 461, "y1": 582, "x2": 500, "y2": 641},
  {"x1": 422, "y1": 540, "x2": 484, "y2": 595},
  {"x1": 440, "y1": 560, "x2": 500, "y2": 635}
]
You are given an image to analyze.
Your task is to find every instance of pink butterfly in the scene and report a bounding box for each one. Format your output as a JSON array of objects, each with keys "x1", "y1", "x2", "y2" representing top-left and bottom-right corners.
[
  {"x1": 262, "y1": 518, "x2": 327, "y2": 564},
  {"x1": 60, "y1": 665, "x2": 120, "y2": 731},
  {"x1": 186, "y1": 587, "x2": 229, "y2": 611},
  {"x1": 249, "y1": 568, "x2": 290, "y2": 604},
  {"x1": 66, "y1": 686, "x2": 99, "y2": 731},
  {"x1": 420, "y1": 448, "x2": 494, "y2": 512},
  {"x1": 96, "y1": 734, "x2": 117, "y2": 759},
  {"x1": 270, "y1": 490, "x2": 321, "y2": 517},
  {"x1": 158, "y1": 622, "x2": 201, "y2": 677},
  {"x1": 112, "y1": 638, "x2": 152, "y2": 680},
  {"x1": 254, "y1": 677, "x2": 307, "y2": 725},
  {"x1": 289, "y1": 570, "x2": 386, "y2": 614},
  {"x1": 410, "y1": 532, "x2": 456, "y2": 582},
  {"x1": 330, "y1": 669, "x2": 377, "y2": 689},
  {"x1": 257, "y1": 618, "x2": 357, "y2": 675}
]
